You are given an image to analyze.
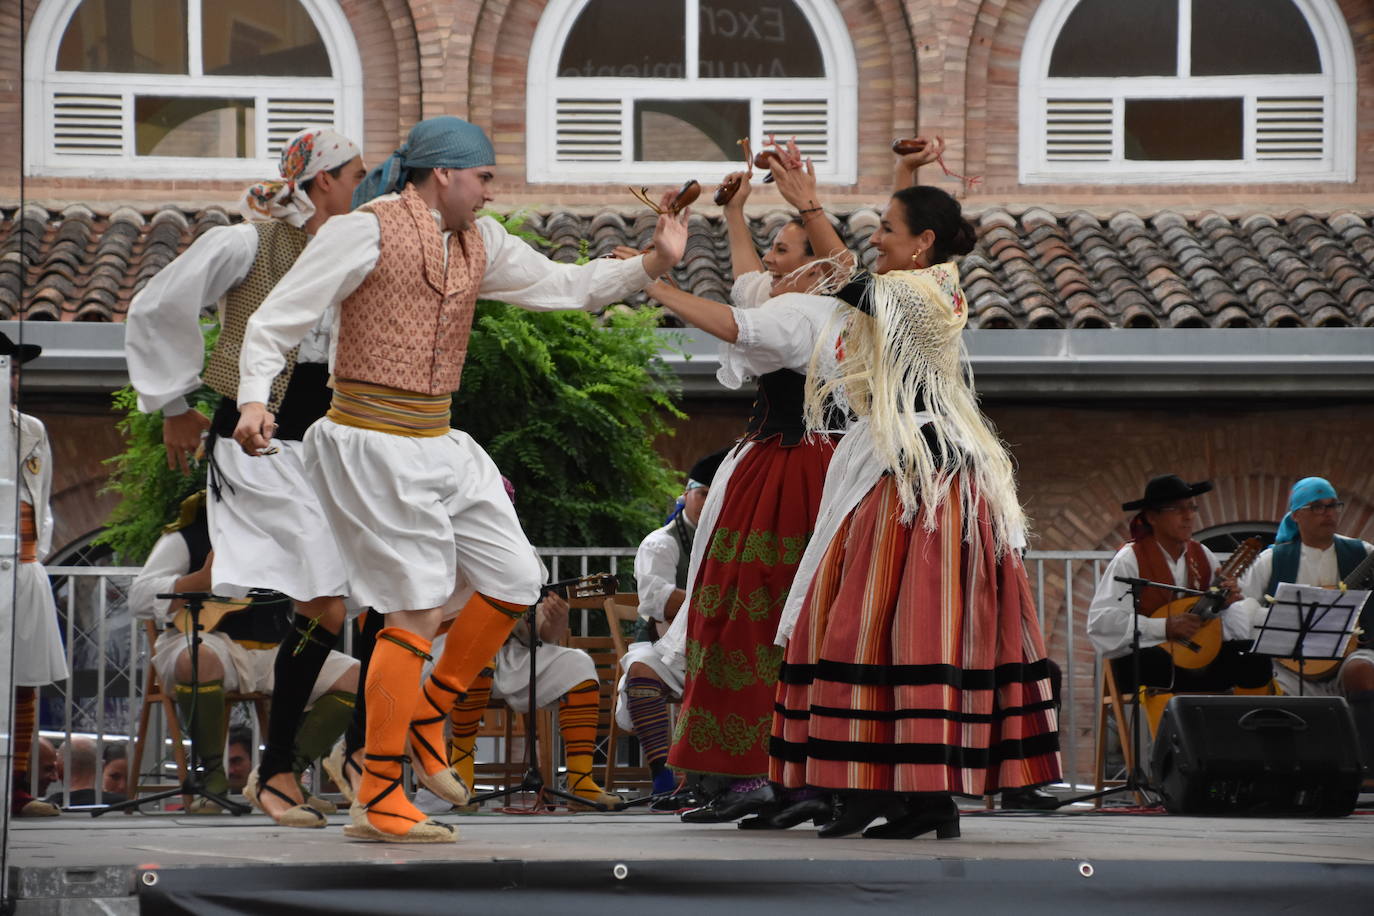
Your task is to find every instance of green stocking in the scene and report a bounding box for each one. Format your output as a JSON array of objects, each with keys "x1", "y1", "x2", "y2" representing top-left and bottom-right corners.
[
  {"x1": 175, "y1": 679, "x2": 228, "y2": 796},
  {"x1": 292, "y1": 691, "x2": 357, "y2": 776}
]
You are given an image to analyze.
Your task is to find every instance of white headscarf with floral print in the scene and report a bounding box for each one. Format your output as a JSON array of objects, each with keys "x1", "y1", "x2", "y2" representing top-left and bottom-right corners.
[{"x1": 238, "y1": 128, "x2": 360, "y2": 228}]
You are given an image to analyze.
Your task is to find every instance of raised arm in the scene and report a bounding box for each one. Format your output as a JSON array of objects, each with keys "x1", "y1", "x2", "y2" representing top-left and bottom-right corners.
[
  {"x1": 767, "y1": 153, "x2": 850, "y2": 268},
  {"x1": 718, "y1": 169, "x2": 764, "y2": 279},
  {"x1": 478, "y1": 194, "x2": 688, "y2": 311},
  {"x1": 645, "y1": 282, "x2": 740, "y2": 343},
  {"x1": 892, "y1": 136, "x2": 945, "y2": 193}
]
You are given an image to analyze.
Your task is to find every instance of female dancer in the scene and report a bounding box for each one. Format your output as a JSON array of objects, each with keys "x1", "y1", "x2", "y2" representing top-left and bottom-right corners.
[
  {"x1": 764, "y1": 156, "x2": 1061, "y2": 839},
  {"x1": 650, "y1": 166, "x2": 846, "y2": 824}
]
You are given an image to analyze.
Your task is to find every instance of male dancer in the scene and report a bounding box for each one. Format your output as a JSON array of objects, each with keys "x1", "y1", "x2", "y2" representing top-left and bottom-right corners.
[
  {"x1": 125, "y1": 129, "x2": 366, "y2": 826},
  {"x1": 233, "y1": 116, "x2": 688, "y2": 842}
]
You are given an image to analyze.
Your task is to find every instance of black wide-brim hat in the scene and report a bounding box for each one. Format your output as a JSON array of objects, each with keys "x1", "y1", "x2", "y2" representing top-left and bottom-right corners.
[
  {"x1": 0, "y1": 332, "x2": 41, "y2": 364},
  {"x1": 688, "y1": 446, "x2": 730, "y2": 489},
  {"x1": 1122, "y1": 474, "x2": 1213, "y2": 512}
]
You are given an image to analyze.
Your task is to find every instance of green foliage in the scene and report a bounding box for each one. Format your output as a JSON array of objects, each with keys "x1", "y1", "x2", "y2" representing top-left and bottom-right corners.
[{"x1": 96, "y1": 325, "x2": 219, "y2": 563}]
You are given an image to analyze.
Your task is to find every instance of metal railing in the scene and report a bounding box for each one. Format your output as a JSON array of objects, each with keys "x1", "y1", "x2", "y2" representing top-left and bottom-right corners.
[{"x1": 33, "y1": 547, "x2": 1125, "y2": 803}]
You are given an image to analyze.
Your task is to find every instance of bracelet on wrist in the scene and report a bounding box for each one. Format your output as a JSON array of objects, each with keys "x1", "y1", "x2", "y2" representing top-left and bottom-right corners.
[{"x1": 798, "y1": 205, "x2": 823, "y2": 215}]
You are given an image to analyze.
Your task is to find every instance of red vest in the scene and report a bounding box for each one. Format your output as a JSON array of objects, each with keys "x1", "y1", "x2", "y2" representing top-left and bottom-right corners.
[{"x1": 1129, "y1": 537, "x2": 1211, "y2": 615}]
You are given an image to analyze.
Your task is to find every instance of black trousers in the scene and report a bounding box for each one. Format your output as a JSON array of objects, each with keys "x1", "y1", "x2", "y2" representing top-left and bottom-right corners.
[{"x1": 1111, "y1": 641, "x2": 1272, "y2": 695}]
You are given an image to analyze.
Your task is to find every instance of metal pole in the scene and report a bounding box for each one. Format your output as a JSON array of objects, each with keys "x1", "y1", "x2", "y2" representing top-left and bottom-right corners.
[
  {"x1": 1064, "y1": 559, "x2": 1077, "y2": 789},
  {"x1": 0, "y1": 355, "x2": 17, "y2": 892}
]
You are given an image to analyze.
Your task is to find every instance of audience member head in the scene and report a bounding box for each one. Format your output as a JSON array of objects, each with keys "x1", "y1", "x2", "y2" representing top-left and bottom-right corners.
[
  {"x1": 36, "y1": 737, "x2": 60, "y2": 795},
  {"x1": 101, "y1": 744, "x2": 128, "y2": 797},
  {"x1": 682, "y1": 448, "x2": 728, "y2": 526},
  {"x1": 226, "y1": 727, "x2": 255, "y2": 792},
  {"x1": 870, "y1": 186, "x2": 976, "y2": 275},
  {"x1": 63, "y1": 736, "x2": 98, "y2": 791}
]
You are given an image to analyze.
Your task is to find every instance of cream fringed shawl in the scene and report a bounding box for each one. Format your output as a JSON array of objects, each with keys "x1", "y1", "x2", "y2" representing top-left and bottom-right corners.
[{"x1": 804, "y1": 262, "x2": 1026, "y2": 553}]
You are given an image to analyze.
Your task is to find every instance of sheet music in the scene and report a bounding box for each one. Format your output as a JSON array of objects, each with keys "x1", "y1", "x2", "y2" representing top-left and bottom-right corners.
[{"x1": 1251, "y1": 583, "x2": 1368, "y2": 659}]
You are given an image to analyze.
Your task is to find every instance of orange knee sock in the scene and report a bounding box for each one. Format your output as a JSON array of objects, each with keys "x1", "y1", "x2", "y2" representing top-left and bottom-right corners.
[
  {"x1": 448, "y1": 669, "x2": 494, "y2": 791},
  {"x1": 411, "y1": 593, "x2": 525, "y2": 775},
  {"x1": 360, "y1": 627, "x2": 432, "y2": 834},
  {"x1": 559, "y1": 679, "x2": 605, "y2": 799}
]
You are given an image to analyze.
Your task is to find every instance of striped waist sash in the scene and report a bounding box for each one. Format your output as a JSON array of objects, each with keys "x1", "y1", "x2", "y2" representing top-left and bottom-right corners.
[{"x1": 326, "y1": 378, "x2": 451, "y2": 437}]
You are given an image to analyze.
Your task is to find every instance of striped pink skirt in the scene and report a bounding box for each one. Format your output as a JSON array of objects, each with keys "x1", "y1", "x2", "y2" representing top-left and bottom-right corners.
[{"x1": 770, "y1": 474, "x2": 1061, "y2": 796}]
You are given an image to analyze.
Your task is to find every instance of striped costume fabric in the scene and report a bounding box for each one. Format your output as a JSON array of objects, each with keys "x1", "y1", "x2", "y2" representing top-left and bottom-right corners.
[
  {"x1": 770, "y1": 474, "x2": 1061, "y2": 795},
  {"x1": 326, "y1": 378, "x2": 452, "y2": 437},
  {"x1": 669, "y1": 435, "x2": 837, "y2": 778}
]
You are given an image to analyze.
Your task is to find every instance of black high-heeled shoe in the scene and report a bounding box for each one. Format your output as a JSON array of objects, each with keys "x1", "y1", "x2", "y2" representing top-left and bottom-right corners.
[
  {"x1": 769, "y1": 795, "x2": 834, "y2": 829},
  {"x1": 816, "y1": 792, "x2": 905, "y2": 838},
  {"x1": 862, "y1": 795, "x2": 959, "y2": 840}
]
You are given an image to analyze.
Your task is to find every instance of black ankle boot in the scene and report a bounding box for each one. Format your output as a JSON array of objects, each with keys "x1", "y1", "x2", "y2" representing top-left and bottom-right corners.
[
  {"x1": 769, "y1": 794, "x2": 834, "y2": 829},
  {"x1": 863, "y1": 794, "x2": 959, "y2": 840},
  {"x1": 817, "y1": 792, "x2": 904, "y2": 838}
]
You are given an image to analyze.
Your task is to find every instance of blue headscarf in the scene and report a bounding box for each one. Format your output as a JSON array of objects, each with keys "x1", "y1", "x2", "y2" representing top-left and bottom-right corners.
[
  {"x1": 352, "y1": 116, "x2": 495, "y2": 209},
  {"x1": 1275, "y1": 476, "x2": 1339, "y2": 544}
]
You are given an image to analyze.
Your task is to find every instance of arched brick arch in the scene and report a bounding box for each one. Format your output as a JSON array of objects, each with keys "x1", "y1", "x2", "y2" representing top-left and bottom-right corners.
[{"x1": 466, "y1": 0, "x2": 918, "y2": 199}]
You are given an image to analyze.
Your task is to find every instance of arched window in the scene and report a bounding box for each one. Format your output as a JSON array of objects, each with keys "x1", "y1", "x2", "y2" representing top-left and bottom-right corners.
[
  {"x1": 526, "y1": 0, "x2": 857, "y2": 184},
  {"x1": 1019, "y1": 0, "x2": 1355, "y2": 184},
  {"x1": 25, "y1": 0, "x2": 363, "y2": 178}
]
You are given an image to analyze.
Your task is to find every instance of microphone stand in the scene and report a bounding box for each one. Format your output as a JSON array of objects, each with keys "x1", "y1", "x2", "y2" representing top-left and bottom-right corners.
[
  {"x1": 468, "y1": 583, "x2": 609, "y2": 812},
  {"x1": 1057, "y1": 576, "x2": 1208, "y2": 809},
  {"x1": 94, "y1": 591, "x2": 249, "y2": 816}
]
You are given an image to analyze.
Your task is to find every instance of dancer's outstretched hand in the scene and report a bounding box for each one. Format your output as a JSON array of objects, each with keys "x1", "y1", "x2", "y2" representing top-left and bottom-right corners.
[
  {"x1": 643, "y1": 191, "x2": 689, "y2": 278},
  {"x1": 233, "y1": 402, "x2": 278, "y2": 457},
  {"x1": 770, "y1": 155, "x2": 819, "y2": 212}
]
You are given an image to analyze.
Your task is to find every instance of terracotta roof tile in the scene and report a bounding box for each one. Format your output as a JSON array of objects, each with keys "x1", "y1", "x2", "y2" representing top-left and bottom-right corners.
[{"x1": 1, "y1": 203, "x2": 1371, "y2": 328}]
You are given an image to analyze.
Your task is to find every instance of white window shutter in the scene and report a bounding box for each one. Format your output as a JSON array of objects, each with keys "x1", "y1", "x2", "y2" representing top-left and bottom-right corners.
[
  {"x1": 265, "y1": 97, "x2": 338, "y2": 158},
  {"x1": 554, "y1": 98, "x2": 623, "y2": 161},
  {"x1": 1255, "y1": 96, "x2": 1324, "y2": 161},
  {"x1": 1044, "y1": 99, "x2": 1113, "y2": 162},
  {"x1": 51, "y1": 91, "x2": 125, "y2": 157},
  {"x1": 761, "y1": 98, "x2": 828, "y2": 164}
]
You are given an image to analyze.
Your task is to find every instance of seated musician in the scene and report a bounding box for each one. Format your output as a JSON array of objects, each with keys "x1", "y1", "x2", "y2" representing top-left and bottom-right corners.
[
  {"x1": 1233, "y1": 477, "x2": 1374, "y2": 774},
  {"x1": 1087, "y1": 475, "x2": 1274, "y2": 728},
  {"x1": 129, "y1": 493, "x2": 359, "y2": 813},
  {"x1": 615, "y1": 449, "x2": 722, "y2": 801}
]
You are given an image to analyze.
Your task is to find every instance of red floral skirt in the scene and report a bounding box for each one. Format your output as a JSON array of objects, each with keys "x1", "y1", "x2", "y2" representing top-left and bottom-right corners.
[
  {"x1": 770, "y1": 474, "x2": 1061, "y2": 795},
  {"x1": 668, "y1": 435, "x2": 837, "y2": 778}
]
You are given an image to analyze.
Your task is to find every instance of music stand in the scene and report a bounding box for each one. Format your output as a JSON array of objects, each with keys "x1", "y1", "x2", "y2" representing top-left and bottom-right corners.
[
  {"x1": 1252, "y1": 584, "x2": 1368, "y2": 697},
  {"x1": 93, "y1": 592, "x2": 249, "y2": 817},
  {"x1": 1058, "y1": 575, "x2": 1209, "y2": 809},
  {"x1": 468, "y1": 577, "x2": 616, "y2": 812}
]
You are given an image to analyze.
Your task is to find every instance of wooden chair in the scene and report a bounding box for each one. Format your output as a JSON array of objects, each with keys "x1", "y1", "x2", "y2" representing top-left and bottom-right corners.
[
  {"x1": 1092, "y1": 660, "x2": 1144, "y2": 807},
  {"x1": 130, "y1": 620, "x2": 270, "y2": 799}
]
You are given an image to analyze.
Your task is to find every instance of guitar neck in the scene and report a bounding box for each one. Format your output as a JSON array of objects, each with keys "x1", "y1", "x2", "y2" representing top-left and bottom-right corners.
[{"x1": 1341, "y1": 545, "x2": 1374, "y2": 591}]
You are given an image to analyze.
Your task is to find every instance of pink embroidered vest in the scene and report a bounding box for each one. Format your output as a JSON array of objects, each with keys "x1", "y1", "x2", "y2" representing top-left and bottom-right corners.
[{"x1": 333, "y1": 188, "x2": 487, "y2": 395}]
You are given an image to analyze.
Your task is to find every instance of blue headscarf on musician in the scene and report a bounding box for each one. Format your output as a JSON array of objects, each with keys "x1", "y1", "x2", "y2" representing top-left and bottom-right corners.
[
  {"x1": 352, "y1": 116, "x2": 496, "y2": 209},
  {"x1": 1275, "y1": 476, "x2": 1339, "y2": 544}
]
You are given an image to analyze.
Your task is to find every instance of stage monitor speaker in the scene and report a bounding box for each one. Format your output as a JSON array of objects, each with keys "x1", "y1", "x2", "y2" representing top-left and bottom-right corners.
[{"x1": 1149, "y1": 695, "x2": 1362, "y2": 817}]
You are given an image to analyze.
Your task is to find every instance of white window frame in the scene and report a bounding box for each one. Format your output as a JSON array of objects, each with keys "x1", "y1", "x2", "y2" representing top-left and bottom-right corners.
[
  {"x1": 1018, "y1": 0, "x2": 1355, "y2": 184},
  {"x1": 24, "y1": 0, "x2": 364, "y2": 179},
  {"x1": 526, "y1": 0, "x2": 858, "y2": 184}
]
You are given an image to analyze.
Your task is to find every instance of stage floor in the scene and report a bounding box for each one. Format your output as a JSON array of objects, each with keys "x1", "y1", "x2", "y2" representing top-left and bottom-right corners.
[{"x1": 8, "y1": 800, "x2": 1374, "y2": 914}]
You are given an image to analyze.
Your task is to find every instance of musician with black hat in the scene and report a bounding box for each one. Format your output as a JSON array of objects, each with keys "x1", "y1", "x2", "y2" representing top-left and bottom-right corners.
[
  {"x1": 2, "y1": 333, "x2": 68, "y2": 817},
  {"x1": 1087, "y1": 474, "x2": 1274, "y2": 730}
]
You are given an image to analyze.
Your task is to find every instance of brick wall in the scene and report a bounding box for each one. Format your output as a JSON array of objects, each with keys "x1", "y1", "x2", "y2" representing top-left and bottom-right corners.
[{"x1": 6, "y1": 0, "x2": 1371, "y2": 211}]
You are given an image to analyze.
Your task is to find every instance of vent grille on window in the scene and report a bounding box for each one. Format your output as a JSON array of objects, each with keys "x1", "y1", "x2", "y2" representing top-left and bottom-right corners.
[
  {"x1": 52, "y1": 92, "x2": 124, "y2": 156},
  {"x1": 1255, "y1": 96, "x2": 1324, "y2": 160},
  {"x1": 1044, "y1": 99, "x2": 1113, "y2": 161},
  {"x1": 554, "y1": 98, "x2": 623, "y2": 161},
  {"x1": 761, "y1": 99, "x2": 829, "y2": 162},
  {"x1": 265, "y1": 98, "x2": 338, "y2": 158}
]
